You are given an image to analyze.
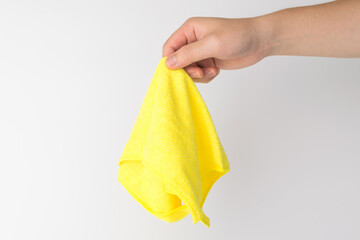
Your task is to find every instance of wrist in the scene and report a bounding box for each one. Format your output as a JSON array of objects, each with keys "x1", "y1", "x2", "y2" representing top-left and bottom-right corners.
[{"x1": 252, "y1": 12, "x2": 283, "y2": 57}]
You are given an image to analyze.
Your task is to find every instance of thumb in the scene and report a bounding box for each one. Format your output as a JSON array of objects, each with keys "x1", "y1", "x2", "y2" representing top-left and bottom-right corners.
[{"x1": 165, "y1": 36, "x2": 216, "y2": 69}]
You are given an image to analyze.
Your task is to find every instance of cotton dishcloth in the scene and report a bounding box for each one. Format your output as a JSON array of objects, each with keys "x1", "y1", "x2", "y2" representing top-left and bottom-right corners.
[{"x1": 118, "y1": 57, "x2": 230, "y2": 228}]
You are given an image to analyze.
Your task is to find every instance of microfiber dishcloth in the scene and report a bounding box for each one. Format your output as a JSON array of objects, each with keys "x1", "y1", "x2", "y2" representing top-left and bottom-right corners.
[{"x1": 118, "y1": 57, "x2": 230, "y2": 228}]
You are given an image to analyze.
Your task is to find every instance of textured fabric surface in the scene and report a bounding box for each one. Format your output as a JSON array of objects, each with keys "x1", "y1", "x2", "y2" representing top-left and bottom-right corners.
[{"x1": 118, "y1": 57, "x2": 230, "y2": 228}]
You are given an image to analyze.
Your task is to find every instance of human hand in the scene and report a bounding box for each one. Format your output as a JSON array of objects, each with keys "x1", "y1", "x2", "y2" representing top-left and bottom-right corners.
[{"x1": 162, "y1": 17, "x2": 272, "y2": 83}]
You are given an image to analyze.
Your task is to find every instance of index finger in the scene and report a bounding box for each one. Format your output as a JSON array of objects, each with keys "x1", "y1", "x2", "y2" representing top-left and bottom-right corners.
[{"x1": 162, "y1": 20, "x2": 197, "y2": 57}]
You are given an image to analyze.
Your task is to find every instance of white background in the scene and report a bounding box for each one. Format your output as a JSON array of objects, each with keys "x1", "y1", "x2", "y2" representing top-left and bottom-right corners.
[{"x1": 1, "y1": 0, "x2": 360, "y2": 239}]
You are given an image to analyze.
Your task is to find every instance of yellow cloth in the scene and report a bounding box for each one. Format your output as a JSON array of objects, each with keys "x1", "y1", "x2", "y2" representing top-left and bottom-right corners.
[{"x1": 118, "y1": 57, "x2": 230, "y2": 228}]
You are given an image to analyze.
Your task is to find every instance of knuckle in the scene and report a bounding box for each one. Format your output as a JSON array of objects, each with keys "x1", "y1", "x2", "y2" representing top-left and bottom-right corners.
[
  {"x1": 204, "y1": 79, "x2": 211, "y2": 84},
  {"x1": 185, "y1": 17, "x2": 199, "y2": 25},
  {"x1": 162, "y1": 42, "x2": 168, "y2": 52},
  {"x1": 197, "y1": 78, "x2": 211, "y2": 84},
  {"x1": 185, "y1": 17, "x2": 194, "y2": 23},
  {"x1": 162, "y1": 38, "x2": 171, "y2": 50},
  {"x1": 207, "y1": 77, "x2": 215, "y2": 83}
]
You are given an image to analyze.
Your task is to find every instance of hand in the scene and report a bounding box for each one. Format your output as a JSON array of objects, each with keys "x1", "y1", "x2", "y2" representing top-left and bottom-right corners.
[{"x1": 162, "y1": 17, "x2": 271, "y2": 83}]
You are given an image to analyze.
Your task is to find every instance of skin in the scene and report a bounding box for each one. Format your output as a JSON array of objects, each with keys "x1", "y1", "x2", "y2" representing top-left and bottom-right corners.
[{"x1": 162, "y1": 0, "x2": 360, "y2": 83}]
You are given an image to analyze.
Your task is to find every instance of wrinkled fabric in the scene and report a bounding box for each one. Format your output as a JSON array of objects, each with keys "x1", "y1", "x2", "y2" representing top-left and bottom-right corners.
[{"x1": 118, "y1": 57, "x2": 230, "y2": 227}]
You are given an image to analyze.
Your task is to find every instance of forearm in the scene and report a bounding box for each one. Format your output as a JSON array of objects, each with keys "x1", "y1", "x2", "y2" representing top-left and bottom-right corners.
[{"x1": 256, "y1": 0, "x2": 360, "y2": 58}]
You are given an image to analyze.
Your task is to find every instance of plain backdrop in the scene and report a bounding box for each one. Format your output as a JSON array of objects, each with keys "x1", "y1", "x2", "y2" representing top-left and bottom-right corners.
[{"x1": 1, "y1": 0, "x2": 360, "y2": 239}]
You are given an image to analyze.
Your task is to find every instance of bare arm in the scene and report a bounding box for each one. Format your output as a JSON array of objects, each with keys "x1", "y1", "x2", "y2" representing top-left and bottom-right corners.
[
  {"x1": 260, "y1": 0, "x2": 360, "y2": 58},
  {"x1": 163, "y1": 0, "x2": 360, "y2": 83}
]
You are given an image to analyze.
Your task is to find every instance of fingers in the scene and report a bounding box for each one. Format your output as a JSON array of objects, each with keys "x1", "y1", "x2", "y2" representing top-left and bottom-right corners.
[
  {"x1": 184, "y1": 64, "x2": 219, "y2": 83},
  {"x1": 192, "y1": 66, "x2": 220, "y2": 83},
  {"x1": 162, "y1": 18, "x2": 220, "y2": 82},
  {"x1": 162, "y1": 20, "x2": 197, "y2": 58},
  {"x1": 165, "y1": 35, "x2": 217, "y2": 70},
  {"x1": 184, "y1": 63, "x2": 204, "y2": 79}
]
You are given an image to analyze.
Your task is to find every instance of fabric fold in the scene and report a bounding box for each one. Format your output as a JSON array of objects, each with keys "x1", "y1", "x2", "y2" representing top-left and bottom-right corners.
[{"x1": 118, "y1": 57, "x2": 230, "y2": 228}]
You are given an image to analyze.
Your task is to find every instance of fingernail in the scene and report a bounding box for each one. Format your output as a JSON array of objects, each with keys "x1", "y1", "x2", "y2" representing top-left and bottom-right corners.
[
  {"x1": 166, "y1": 54, "x2": 176, "y2": 67},
  {"x1": 189, "y1": 72, "x2": 201, "y2": 78},
  {"x1": 205, "y1": 69, "x2": 217, "y2": 77}
]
